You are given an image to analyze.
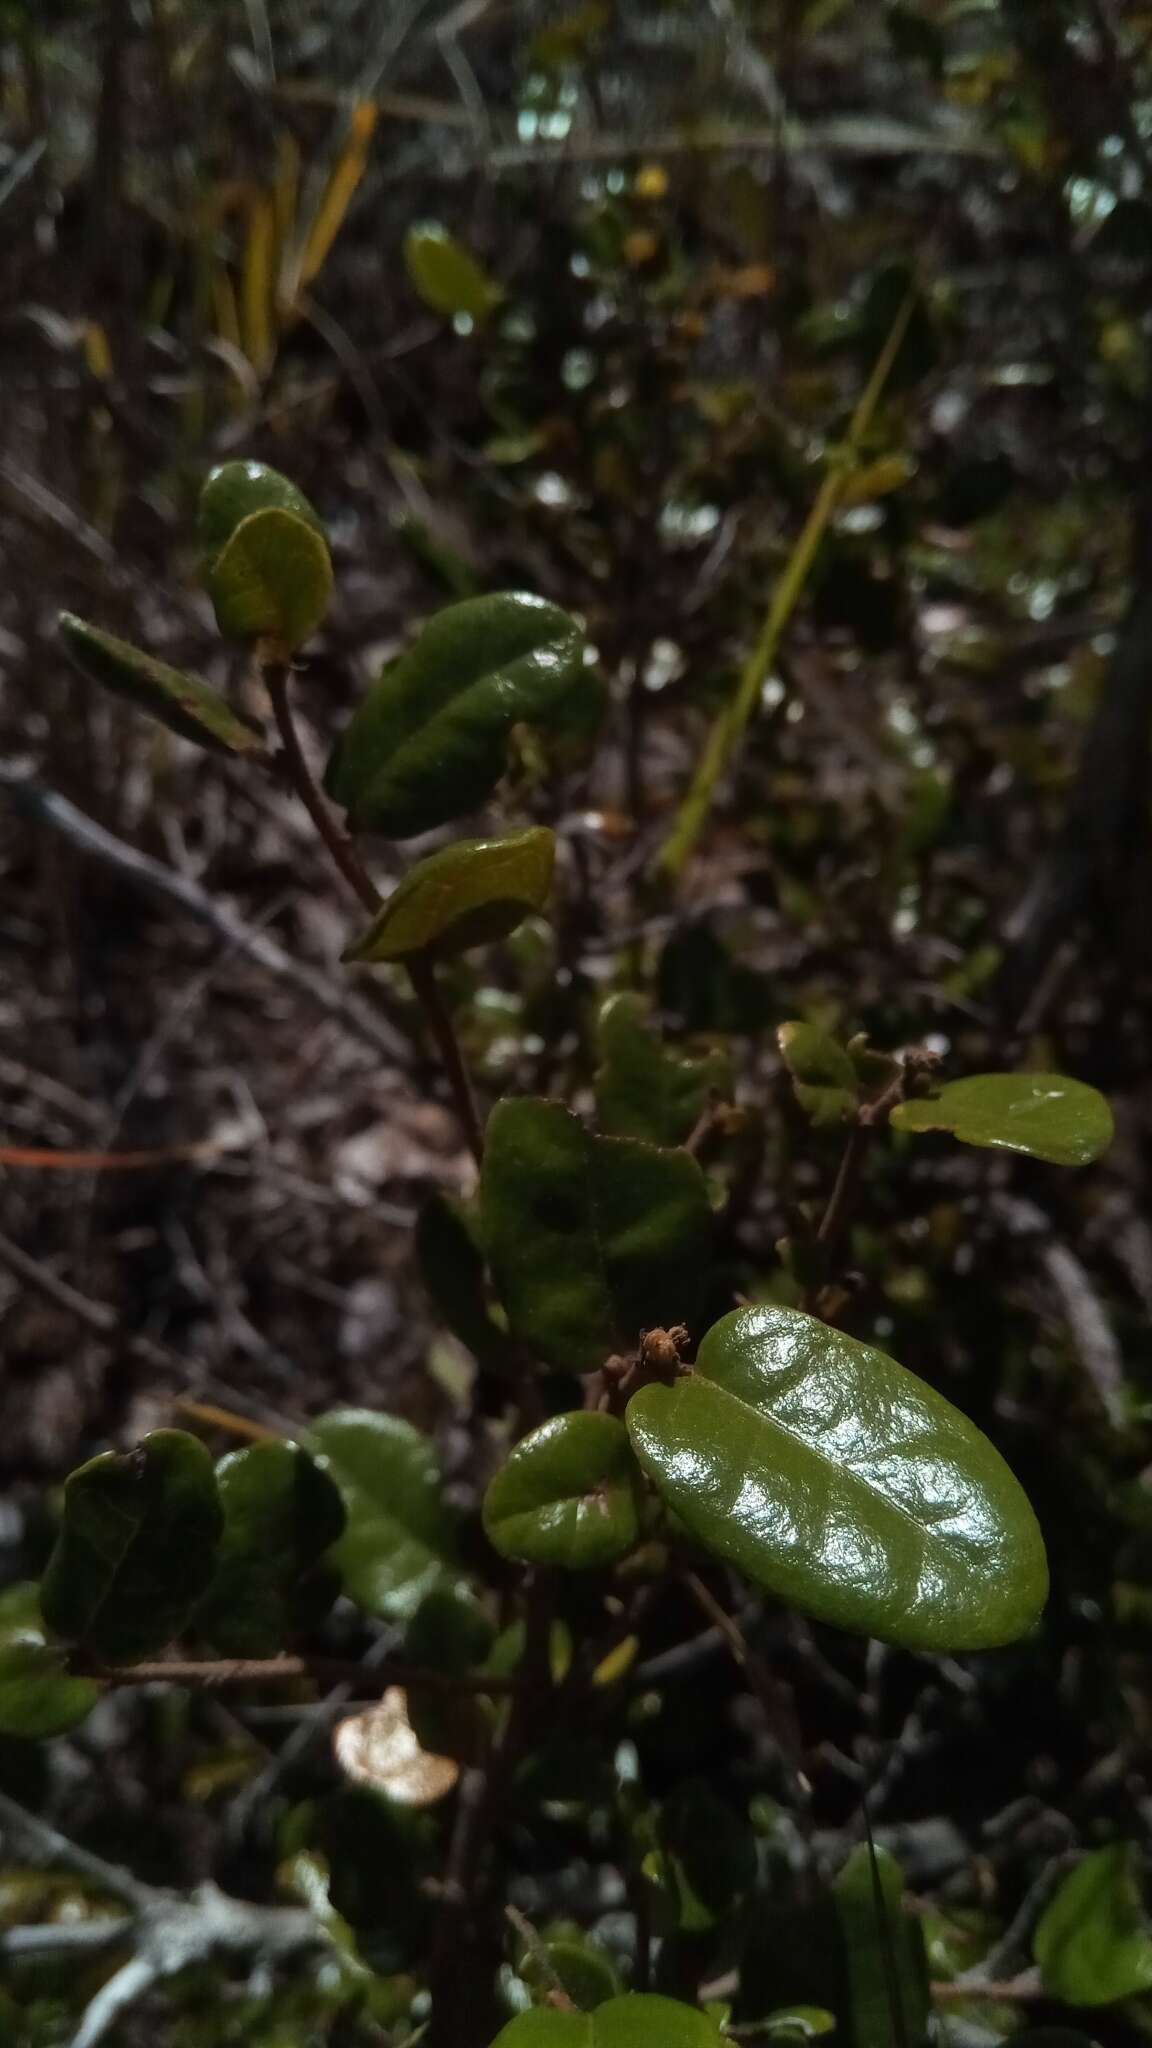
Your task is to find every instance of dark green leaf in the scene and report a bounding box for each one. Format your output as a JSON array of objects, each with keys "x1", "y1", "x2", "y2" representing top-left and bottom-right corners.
[
  {"x1": 59, "y1": 613, "x2": 265, "y2": 756},
  {"x1": 741, "y1": 1845, "x2": 928, "y2": 2048},
  {"x1": 626, "y1": 1305, "x2": 1048, "y2": 1650},
  {"x1": 777, "y1": 1022, "x2": 858, "y2": 1127},
  {"x1": 405, "y1": 1585, "x2": 494, "y2": 1674},
  {"x1": 595, "y1": 994, "x2": 732, "y2": 1146},
  {"x1": 204, "y1": 506, "x2": 333, "y2": 650},
  {"x1": 403, "y1": 221, "x2": 502, "y2": 321},
  {"x1": 480, "y1": 1098, "x2": 713, "y2": 1375},
  {"x1": 890, "y1": 1073, "x2": 1113, "y2": 1166},
  {"x1": 483, "y1": 1412, "x2": 641, "y2": 1569},
  {"x1": 325, "y1": 593, "x2": 586, "y2": 838},
  {"x1": 416, "y1": 1193, "x2": 517, "y2": 1375},
  {"x1": 41, "y1": 1430, "x2": 223, "y2": 1664},
  {"x1": 198, "y1": 460, "x2": 326, "y2": 561},
  {"x1": 658, "y1": 1780, "x2": 757, "y2": 1924},
  {"x1": 309, "y1": 1409, "x2": 458, "y2": 1621},
  {"x1": 518, "y1": 1928, "x2": 622, "y2": 2011},
  {"x1": 195, "y1": 1440, "x2": 346, "y2": 1656},
  {"x1": 490, "y1": 1993, "x2": 723, "y2": 2047},
  {"x1": 1034, "y1": 1846, "x2": 1152, "y2": 2005},
  {"x1": 345, "y1": 829, "x2": 555, "y2": 964},
  {"x1": 0, "y1": 1584, "x2": 100, "y2": 1740}
]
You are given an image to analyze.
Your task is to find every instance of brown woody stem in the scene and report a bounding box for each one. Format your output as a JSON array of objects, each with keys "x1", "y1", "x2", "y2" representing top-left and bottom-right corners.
[
  {"x1": 407, "y1": 954, "x2": 485, "y2": 1166},
  {"x1": 75, "y1": 1653, "x2": 518, "y2": 1695}
]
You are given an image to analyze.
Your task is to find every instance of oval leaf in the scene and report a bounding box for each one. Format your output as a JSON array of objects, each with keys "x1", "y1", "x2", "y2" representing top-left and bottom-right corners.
[
  {"x1": 1034, "y1": 1846, "x2": 1152, "y2": 2005},
  {"x1": 333, "y1": 1686, "x2": 459, "y2": 1806},
  {"x1": 195, "y1": 1440, "x2": 346, "y2": 1656},
  {"x1": 741, "y1": 1845, "x2": 929, "y2": 2048},
  {"x1": 890, "y1": 1073, "x2": 1113, "y2": 1166},
  {"x1": 0, "y1": 1584, "x2": 100, "y2": 1740},
  {"x1": 345, "y1": 828, "x2": 555, "y2": 964},
  {"x1": 480, "y1": 1098, "x2": 713, "y2": 1375},
  {"x1": 404, "y1": 221, "x2": 502, "y2": 321},
  {"x1": 491, "y1": 1994, "x2": 722, "y2": 2048},
  {"x1": 595, "y1": 994, "x2": 733, "y2": 1147},
  {"x1": 626, "y1": 1305, "x2": 1048, "y2": 1650},
  {"x1": 59, "y1": 614, "x2": 265, "y2": 756},
  {"x1": 41, "y1": 1430, "x2": 223, "y2": 1664},
  {"x1": 199, "y1": 460, "x2": 326, "y2": 560},
  {"x1": 777, "y1": 1022, "x2": 858, "y2": 1128},
  {"x1": 309, "y1": 1409, "x2": 458, "y2": 1621},
  {"x1": 483, "y1": 1412, "x2": 640, "y2": 1569},
  {"x1": 325, "y1": 593, "x2": 586, "y2": 838},
  {"x1": 205, "y1": 506, "x2": 333, "y2": 650}
]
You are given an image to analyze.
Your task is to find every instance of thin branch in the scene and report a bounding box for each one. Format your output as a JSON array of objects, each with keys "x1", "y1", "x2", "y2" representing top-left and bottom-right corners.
[
  {"x1": 407, "y1": 955, "x2": 485, "y2": 1166},
  {"x1": 261, "y1": 654, "x2": 382, "y2": 916},
  {"x1": 78, "y1": 1653, "x2": 517, "y2": 1696}
]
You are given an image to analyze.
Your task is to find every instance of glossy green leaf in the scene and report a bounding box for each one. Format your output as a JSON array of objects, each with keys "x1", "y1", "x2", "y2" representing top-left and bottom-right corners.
[
  {"x1": 741, "y1": 1845, "x2": 928, "y2": 2048},
  {"x1": 480, "y1": 1098, "x2": 713, "y2": 1375},
  {"x1": 204, "y1": 506, "x2": 334, "y2": 650},
  {"x1": 595, "y1": 994, "x2": 733, "y2": 1146},
  {"x1": 0, "y1": 1584, "x2": 100, "y2": 1739},
  {"x1": 490, "y1": 1993, "x2": 722, "y2": 2048},
  {"x1": 41, "y1": 1430, "x2": 223, "y2": 1664},
  {"x1": 483, "y1": 1412, "x2": 641, "y2": 1569},
  {"x1": 309, "y1": 1409, "x2": 458, "y2": 1621},
  {"x1": 325, "y1": 593, "x2": 586, "y2": 838},
  {"x1": 198, "y1": 459, "x2": 326, "y2": 559},
  {"x1": 626, "y1": 1304, "x2": 1048, "y2": 1650},
  {"x1": 403, "y1": 221, "x2": 502, "y2": 321},
  {"x1": 777, "y1": 1022, "x2": 858, "y2": 1128},
  {"x1": 59, "y1": 613, "x2": 265, "y2": 756},
  {"x1": 345, "y1": 828, "x2": 555, "y2": 964},
  {"x1": 195, "y1": 1440, "x2": 346, "y2": 1656},
  {"x1": 890, "y1": 1073, "x2": 1113, "y2": 1166},
  {"x1": 1034, "y1": 1846, "x2": 1152, "y2": 2005}
]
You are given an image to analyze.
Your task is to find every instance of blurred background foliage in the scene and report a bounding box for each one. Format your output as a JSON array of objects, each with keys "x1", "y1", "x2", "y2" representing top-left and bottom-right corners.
[{"x1": 6, "y1": 0, "x2": 1152, "y2": 2041}]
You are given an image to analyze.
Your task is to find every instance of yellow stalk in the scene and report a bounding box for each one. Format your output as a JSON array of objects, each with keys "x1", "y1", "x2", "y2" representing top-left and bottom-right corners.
[
  {"x1": 242, "y1": 190, "x2": 277, "y2": 377},
  {"x1": 660, "y1": 287, "x2": 918, "y2": 878},
  {"x1": 292, "y1": 99, "x2": 377, "y2": 302}
]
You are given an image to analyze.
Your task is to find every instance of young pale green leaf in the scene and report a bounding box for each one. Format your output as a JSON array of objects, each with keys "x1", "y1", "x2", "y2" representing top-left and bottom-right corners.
[
  {"x1": 309, "y1": 1409, "x2": 458, "y2": 1621},
  {"x1": 626, "y1": 1304, "x2": 1048, "y2": 1650},
  {"x1": 41, "y1": 1430, "x2": 223, "y2": 1664},
  {"x1": 483, "y1": 1412, "x2": 641, "y2": 1569},
  {"x1": 0, "y1": 1584, "x2": 101, "y2": 1739},
  {"x1": 198, "y1": 460, "x2": 327, "y2": 559},
  {"x1": 324, "y1": 593, "x2": 586, "y2": 838},
  {"x1": 480, "y1": 1098, "x2": 713, "y2": 1375},
  {"x1": 1034, "y1": 1846, "x2": 1152, "y2": 2005},
  {"x1": 345, "y1": 828, "x2": 555, "y2": 965},
  {"x1": 890, "y1": 1073, "x2": 1113, "y2": 1166},
  {"x1": 740, "y1": 1845, "x2": 928, "y2": 2048},
  {"x1": 777, "y1": 1022, "x2": 859, "y2": 1128},
  {"x1": 595, "y1": 994, "x2": 733, "y2": 1146},
  {"x1": 204, "y1": 506, "x2": 334, "y2": 650},
  {"x1": 518, "y1": 1931, "x2": 622, "y2": 2012},
  {"x1": 59, "y1": 614, "x2": 265, "y2": 756},
  {"x1": 195, "y1": 1440, "x2": 346, "y2": 1657},
  {"x1": 403, "y1": 221, "x2": 502, "y2": 321},
  {"x1": 490, "y1": 1994, "x2": 723, "y2": 2048}
]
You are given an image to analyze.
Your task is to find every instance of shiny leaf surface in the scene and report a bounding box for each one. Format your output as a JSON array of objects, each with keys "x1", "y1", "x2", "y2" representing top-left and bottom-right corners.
[
  {"x1": 626, "y1": 1305, "x2": 1048, "y2": 1650},
  {"x1": 325, "y1": 593, "x2": 586, "y2": 837},
  {"x1": 891, "y1": 1073, "x2": 1113, "y2": 1166},
  {"x1": 204, "y1": 505, "x2": 333, "y2": 650},
  {"x1": 0, "y1": 1584, "x2": 101, "y2": 1739},
  {"x1": 310, "y1": 1409, "x2": 458, "y2": 1620},
  {"x1": 490, "y1": 1993, "x2": 722, "y2": 2047},
  {"x1": 481, "y1": 1098, "x2": 713, "y2": 1374},
  {"x1": 1034, "y1": 1846, "x2": 1152, "y2": 2005},
  {"x1": 777, "y1": 1022, "x2": 858, "y2": 1127},
  {"x1": 483, "y1": 1412, "x2": 640, "y2": 1568},
  {"x1": 198, "y1": 459, "x2": 326, "y2": 559},
  {"x1": 59, "y1": 613, "x2": 265, "y2": 756},
  {"x1": 595, "y1": 994, "x2": 732, "y2": 1146},
  {"x1": 345, "y1": 828, "x2": 555, "y2": 964},
  {"x1": 403, "y1": 221, "x2": 502, "y2": 320},
  {"x1": 195, "y1": 1440, "x2": 346, "y2": 1656},
  {"x1": 41, "y1": 1430, "x2": 223, "y2": 1663}
]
